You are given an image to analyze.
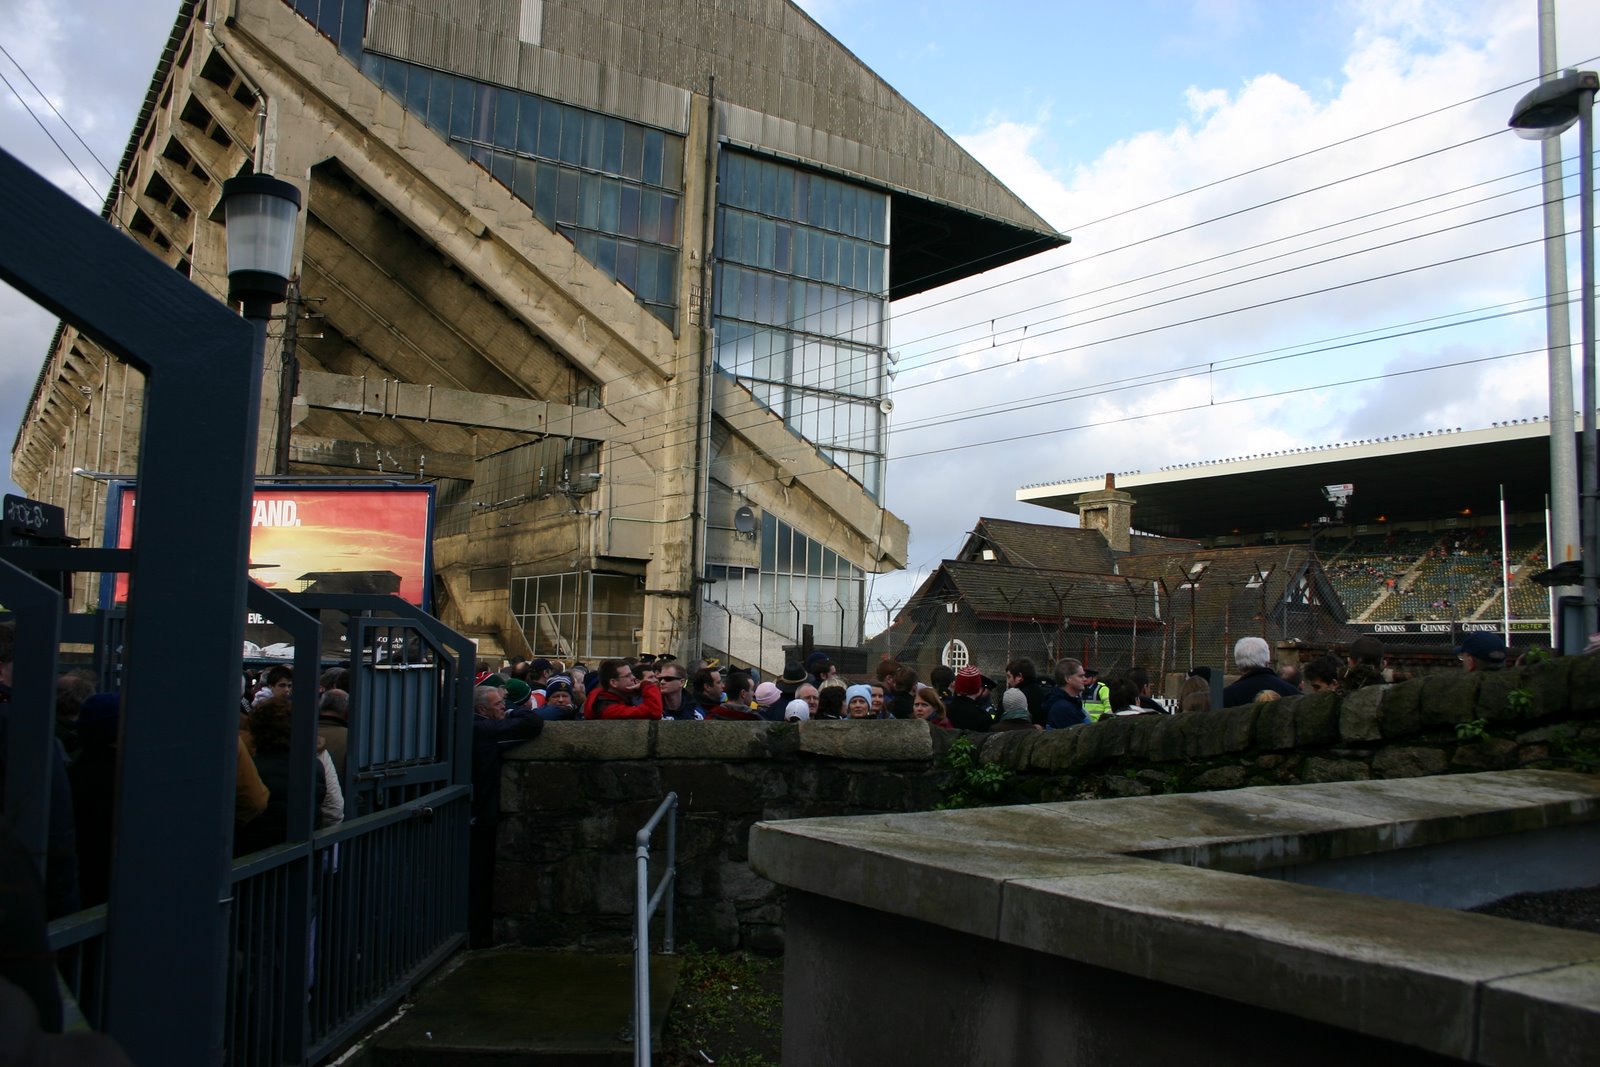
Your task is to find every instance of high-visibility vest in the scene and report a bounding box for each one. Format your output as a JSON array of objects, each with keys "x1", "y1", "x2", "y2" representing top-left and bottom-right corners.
[{"x1": 1083, "y1": 681, "x2": 1112, "y2": 721}]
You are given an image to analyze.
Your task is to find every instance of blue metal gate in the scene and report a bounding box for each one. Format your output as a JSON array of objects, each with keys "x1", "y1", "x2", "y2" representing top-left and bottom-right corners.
[{"x1": 0, "y1": 143, "x2": 472, "y2": 1064}]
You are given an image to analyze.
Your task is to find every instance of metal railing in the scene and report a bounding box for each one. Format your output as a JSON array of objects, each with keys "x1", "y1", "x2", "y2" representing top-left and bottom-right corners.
[{"x1": 631, "y1": 791, "x2": 679, "y2": 1067}]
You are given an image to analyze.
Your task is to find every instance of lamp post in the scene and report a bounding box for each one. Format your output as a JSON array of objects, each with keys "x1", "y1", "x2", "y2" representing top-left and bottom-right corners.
[
  {"x1": 1510, "y1": 69, "x2": 1598, "y2": 640},
  {"x1": 221, "y1": 173, "x2": 302, "y2": 475}
]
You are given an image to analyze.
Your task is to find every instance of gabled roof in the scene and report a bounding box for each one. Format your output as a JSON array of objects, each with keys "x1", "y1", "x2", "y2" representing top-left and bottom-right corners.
[
  {"x1": 918, "y1": 561, "x2": 1159, "y2": 624},
  {"x1": 960, "y1": 517, "x2": 1199, "y2": 573},
  {"x1": 921, "y1": 531, "x2": 1346, "y2": 629}
]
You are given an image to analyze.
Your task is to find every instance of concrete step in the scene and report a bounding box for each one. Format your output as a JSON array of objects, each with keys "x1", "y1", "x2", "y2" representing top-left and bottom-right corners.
[{"x1": 372, "y1": 949, "x2": 682, "y2": 1066}]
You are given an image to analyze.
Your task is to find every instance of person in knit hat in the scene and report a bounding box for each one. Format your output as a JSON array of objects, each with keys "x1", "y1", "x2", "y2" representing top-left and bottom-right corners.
[
  {"x1": 990, "y1": 687, "x2": 1040, "y2": 733},
  {"x1": 753, "y1": 681, "x2": 786, "y2": 721},
  {"x1": 844, "y1": 683, "x2": 874, "y2": 719},
  {"x1": 944, "y1": 665, "x2": 992, "y2": 732}
]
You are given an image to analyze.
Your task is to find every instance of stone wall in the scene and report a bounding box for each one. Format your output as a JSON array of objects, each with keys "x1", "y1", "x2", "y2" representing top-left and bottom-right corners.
[
  {"x1": 492, "y1": 656, "x2": 1600, "y2": 952},
  {"x1": 494, "y1": 719, "x2": 948, "y2": 952}
]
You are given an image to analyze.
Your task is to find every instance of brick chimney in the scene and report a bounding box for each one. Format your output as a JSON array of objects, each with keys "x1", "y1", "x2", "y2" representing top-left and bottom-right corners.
[{"x1": 1077, "y1": 474, "x2": 1134, "y2": 553}]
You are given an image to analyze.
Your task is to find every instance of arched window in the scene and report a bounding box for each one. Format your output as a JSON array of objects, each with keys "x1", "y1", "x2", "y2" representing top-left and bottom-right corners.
[{"x1": 941, "y1": 639, "x2": 969, "y2": 669}]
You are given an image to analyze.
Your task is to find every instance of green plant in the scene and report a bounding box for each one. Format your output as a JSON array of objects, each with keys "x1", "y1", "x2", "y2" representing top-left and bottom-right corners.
[
  {"x1": 1548, "y1": 724, "x2": 1600, "y2": 768},
  {"x1": 1522, "y1": 647, "x2": 1551, "y2": 666},
  {"x1": 1506, "y1": 688, "x2": 1534, "y2": 714},
  {"x1": 936, "y1": 736, "x2": 1016, "y2": 809},
  {"x1": 1455, "y1": 718, "x2": 1490, "y2": 743}
]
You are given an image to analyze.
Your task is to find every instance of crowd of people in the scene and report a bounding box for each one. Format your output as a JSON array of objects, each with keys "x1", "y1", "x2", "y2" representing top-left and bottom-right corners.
[{"x1": 469, "y1": 651, "x2": 1182, "y2": 734}]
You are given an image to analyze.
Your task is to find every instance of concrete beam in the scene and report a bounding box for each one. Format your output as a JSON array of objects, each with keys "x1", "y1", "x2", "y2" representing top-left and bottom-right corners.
[
  {"x1": 288, "y1": 433, "x2": 475, "y2": 479},
  {"x1": 297, "y1": 369, "x2": 652, "y2": 445}
]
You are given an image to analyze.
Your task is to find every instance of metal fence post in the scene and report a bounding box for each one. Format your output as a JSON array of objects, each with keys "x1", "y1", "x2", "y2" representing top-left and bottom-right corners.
[{"x1": 0, "y1": 144, "x2": 259, "y2": 1064}]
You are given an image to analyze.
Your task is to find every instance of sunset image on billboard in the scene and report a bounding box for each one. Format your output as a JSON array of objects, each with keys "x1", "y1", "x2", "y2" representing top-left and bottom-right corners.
[{"x1": 111, "y1": 485, "x2": 433, "y2": 606}]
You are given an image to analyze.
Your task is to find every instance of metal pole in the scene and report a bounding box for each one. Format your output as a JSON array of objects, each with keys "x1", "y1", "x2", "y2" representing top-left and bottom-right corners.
[
  {"x1": 1537, "y1": 0, "x2": 1582, "y2": 595},
  {"x1": 1580, "y1": 83, "x2": 1598, "y2": 640},
  {"x1": 634, "y1": 835, "x2": 651, "y2": 1067},
  {"x1": 275, "y1": 277, "x2": 300, "y2": 474},
  {"x1": 1501, "y1": 485, "x2": 1513, "y2": 641}
]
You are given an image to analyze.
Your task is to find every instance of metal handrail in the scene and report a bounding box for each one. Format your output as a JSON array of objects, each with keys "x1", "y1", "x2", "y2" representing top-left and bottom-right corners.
[{"x1": 632, "y1": 791, "x2": 679, "y2": 1067}]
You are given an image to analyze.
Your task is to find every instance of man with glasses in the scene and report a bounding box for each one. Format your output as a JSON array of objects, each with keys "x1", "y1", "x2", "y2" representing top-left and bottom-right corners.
[
  {"x1": 657, "y1": 665, "x2": 699, "y2": 719},
  {"x1": 582, "y1": 659, "x2": 663, "y2": 720}
]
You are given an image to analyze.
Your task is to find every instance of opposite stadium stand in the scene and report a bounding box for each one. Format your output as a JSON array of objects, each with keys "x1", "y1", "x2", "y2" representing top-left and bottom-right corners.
[{"x1": 1321, "y1": 526, "x2": 1548, "y2": 623}]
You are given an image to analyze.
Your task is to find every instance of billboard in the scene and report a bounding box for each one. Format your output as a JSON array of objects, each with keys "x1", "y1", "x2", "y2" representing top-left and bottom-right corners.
[{"x1": 104, "y1": 484, "x2": 435, "y2": 656}]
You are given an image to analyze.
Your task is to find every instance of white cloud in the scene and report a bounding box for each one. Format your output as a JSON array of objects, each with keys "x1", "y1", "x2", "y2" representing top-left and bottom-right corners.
[{"x1": 869, "y1": 0, "x2": 1600, "y2": 633}]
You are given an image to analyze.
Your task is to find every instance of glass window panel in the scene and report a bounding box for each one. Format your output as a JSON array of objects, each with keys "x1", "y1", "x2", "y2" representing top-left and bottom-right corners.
[
  {"x1": 777, "y1": 523, "x2": 792, "y2": 573},
  {"x1": 611, "y1": 241, "x2": 636, "y2": 289},
  {"x1": 538, "y1": 102, "x2": 562, "y2": 159},
  {"x1": 494, "y1": 89, "x2": 518, "y2": 146},
  {"x1": 662, "y1": 138, "x2": 683, "y2": 190},
  {"x1": 759, "y1": 218, "x2": 776, "y2": 271},
  {"x1": 534, "y1": 162, "x2": 559, "y2": 224},
  {"x1": 822, "y1": 548, "x2": 836, "y2": 578},
  {"x1": 382, "y1": 57, "x2": 408, "y2": 100},
  {"x1": 807, "y1": 236, "x2": 823, "y2": 282},
  {"x1": 602, "y1": 118, "x2": 624, "y2": 176},
  {"x1": 578, "y1": 114, "x2": 601, "y2": 169},
  {"x1": 619, "y1": 184, "x2": 640, "y2": 239},
  {"x1": 838, "y1": 240, "x2": 854, "y2": 290},
  {"x1": 741, "y1": 216, "x2": 758, "y2": 267},
  {"x1": 556, "y1": 169, "x2": 580, "y2": 224},
  {"x1": 473, "y1": 84, "x2": 496, "y2": 142},
  {"x1": 448, "y1": 77, "x2": 473, "y2": 140},
  {"x1": 578, "y1": 174, "x2": 601, "y2": 228},
  {"x1": 658, "y1": 194, "x2": 679, "y2": 244},
  {"x1": 642, "y1": 129, "x2": 664, "y2": 187},
  {"x1": 426, "y1": 71, "x2": 451, "y2": 130},
  {"x1": 623, "y1": 125, "x2": 645, "y2": 180},
  {"x1": 559, "y1": 111, "x2": 582, "y2": 163},
  {"x1": 657, "y1": 252, "x2": 676, "y2": 303},
  {"x1": 490, "y1": 149, "x2": 515, "y2": 188},
  {"x1": 777, "y1": 166, "x2": 795, "y2": 218},
  {"x1": 759, "y1": 163, "x2": 777, "y2": 216},
  {"x1": 596, "y1": 236, "x2": 617, "y2": 276},
  {"x1": 755, "y1": 272, "x2": 774, "y2": 325},
  {"x1": 636, "y1": 246, "x2": 659, "y2": 302},
  {"x1": 773, "y1": 223, "x2": 791, "y2": 274},
  {"x1": 760, "y1": 521, "x2": 776, "y2": 571},
  {"x1": 821, "y1": 234, "x2": 838, "y2": 285},
  {"x1": 599, "y1": 178, "x2": 621, "y2": 232},
  {"x1": 640, "y1": 189, "x2": 661, "y2": 245},
  {"x1": 870, "y1": 246, "x2": 886, "y2": 295},
  {"x1": 517, "y1": 95, "x2": 540, "y2": 154}
]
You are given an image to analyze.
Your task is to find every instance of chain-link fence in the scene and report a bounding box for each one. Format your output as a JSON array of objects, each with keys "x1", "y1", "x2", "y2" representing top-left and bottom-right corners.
[{"x1": 868, "y1": 559, "x2": 1343, "y2": 698}]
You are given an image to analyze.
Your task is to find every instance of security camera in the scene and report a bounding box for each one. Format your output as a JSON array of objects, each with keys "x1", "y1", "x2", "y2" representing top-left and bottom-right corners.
[{"x1": 1321, "y1": 483, "x2": 1353, "y2": 506}]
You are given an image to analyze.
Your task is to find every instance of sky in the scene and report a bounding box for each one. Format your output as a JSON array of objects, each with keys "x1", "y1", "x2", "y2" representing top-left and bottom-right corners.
[{"x1": 2, "y1": 0, "x2": 1599, "y2": 635}]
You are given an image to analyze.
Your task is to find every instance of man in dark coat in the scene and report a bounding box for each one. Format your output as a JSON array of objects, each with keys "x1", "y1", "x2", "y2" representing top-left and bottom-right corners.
[{"x1": 1221, "y1": 637, "x2": 1300, "y2": 707}]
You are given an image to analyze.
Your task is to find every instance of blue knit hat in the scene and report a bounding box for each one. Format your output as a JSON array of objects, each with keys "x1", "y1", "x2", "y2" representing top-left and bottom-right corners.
[{"x1": 844, "y1": 683, "x2": 873, "y2": 708}]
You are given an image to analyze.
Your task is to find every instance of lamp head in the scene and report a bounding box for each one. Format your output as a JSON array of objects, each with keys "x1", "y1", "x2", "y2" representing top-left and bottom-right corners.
[
  {"x1": 221, "y1": 173, "x2": 302, "y2": 318},
  {"x1": 1508, "y1": 69, "x2": 1598, "y2": 140}
]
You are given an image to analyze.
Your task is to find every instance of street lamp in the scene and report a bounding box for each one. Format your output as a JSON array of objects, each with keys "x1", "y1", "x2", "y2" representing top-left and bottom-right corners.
[
  {"x1": 221, "y1": 174, "x2": 301, "y2": 319},
  {"x1": 1510, "y1": 69, "x2": 1598, "y2": 641},
  {"x1": 221, "y1": 173, "x2": 301, "y2": 482}
]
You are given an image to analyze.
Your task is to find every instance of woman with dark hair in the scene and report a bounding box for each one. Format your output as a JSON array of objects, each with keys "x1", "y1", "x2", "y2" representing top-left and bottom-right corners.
[
  {"x1": 815, "y1": 685, "x2": 846, "y2": 720},
  {"x1": 911, "y1": 686, "x2": 953, "y2": 730},
  {"x1": 235, "y1": 695, "x2": 326, "y2": 857}
]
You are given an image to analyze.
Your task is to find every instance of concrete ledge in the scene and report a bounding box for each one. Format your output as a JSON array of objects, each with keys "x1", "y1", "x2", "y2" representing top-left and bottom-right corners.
[
  {"x1": 751, "y1": 770, "x2": 1600, "y2": 1064},
  {"x1": 504, "y1": 721, "x2": 651, "y2": 760},
  {"x1": 653, "y1": 720, "x2": 775, "y2": 759},
  {"x1": 795, "y1": 719, "x2": 934, "y2": 760}
]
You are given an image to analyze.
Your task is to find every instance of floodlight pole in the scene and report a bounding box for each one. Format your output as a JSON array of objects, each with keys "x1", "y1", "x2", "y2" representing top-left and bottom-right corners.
[
  {"x1": 1536, "y1": 3, "x2": 1581, "y2": 598},
  {"x1": 1510, "y1": 70, "x2": 1599, "y2": 640}
]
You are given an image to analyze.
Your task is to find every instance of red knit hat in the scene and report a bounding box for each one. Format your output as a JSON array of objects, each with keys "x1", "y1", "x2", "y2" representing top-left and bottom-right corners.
[{"x1": 953, "y1": 666, "x2": 982, "y2": 696}]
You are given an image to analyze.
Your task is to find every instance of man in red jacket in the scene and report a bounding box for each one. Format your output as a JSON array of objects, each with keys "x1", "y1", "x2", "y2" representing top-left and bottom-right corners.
[{"x1": 583, "y1": 659, "x2": 663, "y2": 720}]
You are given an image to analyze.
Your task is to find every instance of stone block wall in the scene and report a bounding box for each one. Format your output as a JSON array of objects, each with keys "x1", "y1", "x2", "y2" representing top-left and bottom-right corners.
[
  {"x1": 491, "y1": 656, "x2": 1600, "y2": 952},
  {"x1": 495, "y1": 720, "x2": 953, "y2": 952}
]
